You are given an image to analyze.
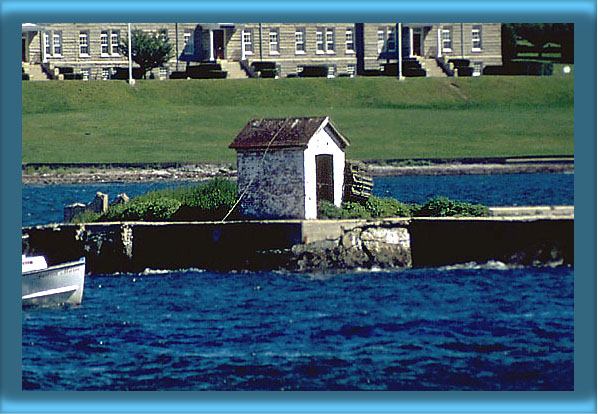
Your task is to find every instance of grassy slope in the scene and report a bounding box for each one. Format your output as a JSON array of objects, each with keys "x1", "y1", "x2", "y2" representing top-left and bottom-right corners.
[{"x1": 22, "y1": 76, "x2": 574, "y2": 163}]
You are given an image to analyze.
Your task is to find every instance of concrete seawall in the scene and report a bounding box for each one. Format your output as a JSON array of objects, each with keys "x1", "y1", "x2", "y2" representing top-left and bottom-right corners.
[{"x1": 22, "y1": 208, "x2": 573, "y2": 273}]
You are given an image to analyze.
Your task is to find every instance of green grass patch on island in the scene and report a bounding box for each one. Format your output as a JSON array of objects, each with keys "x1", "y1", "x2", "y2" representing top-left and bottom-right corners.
[
  {"x1": 71, "y1": 179, "x2": 490, "y2": 223},
  {"x1": 23, "y1": 76, "x2": 574, "y2": 164}
]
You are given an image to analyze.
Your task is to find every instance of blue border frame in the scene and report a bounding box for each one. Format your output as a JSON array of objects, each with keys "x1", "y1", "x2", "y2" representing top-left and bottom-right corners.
[{"x1": 3, "y1": 0, "x2": 596, "y2": 412}]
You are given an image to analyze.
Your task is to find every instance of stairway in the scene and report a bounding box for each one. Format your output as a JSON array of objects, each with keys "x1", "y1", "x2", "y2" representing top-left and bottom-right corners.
[
  {"x1": 22, "y1": 62, "x2": 50, "y2": 81},
  {"x1": 419, "y1": 57, "x2": 447, "y2": 77},
  {"x1": 218, "y1": 60, "x2": 248, "y2": 79}
]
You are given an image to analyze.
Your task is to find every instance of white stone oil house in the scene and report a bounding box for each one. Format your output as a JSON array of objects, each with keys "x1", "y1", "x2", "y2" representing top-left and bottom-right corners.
[{"x1": 229, "y1": 116, "x2": 350, "y2": 219}]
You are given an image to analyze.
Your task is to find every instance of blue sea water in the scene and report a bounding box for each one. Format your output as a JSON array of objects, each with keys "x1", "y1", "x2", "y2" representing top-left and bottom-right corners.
[
  {"x1": 21, "y1": 174, "x2": 574, "y2": 390},
  {"x1": 22, "y1": 265, "x2": 573, "y2": 391}
]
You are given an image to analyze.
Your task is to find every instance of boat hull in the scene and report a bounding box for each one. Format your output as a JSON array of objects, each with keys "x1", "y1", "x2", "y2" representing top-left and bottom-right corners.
[{"x1": 22, "y1": 259, "x2": 85, "y2": 307}]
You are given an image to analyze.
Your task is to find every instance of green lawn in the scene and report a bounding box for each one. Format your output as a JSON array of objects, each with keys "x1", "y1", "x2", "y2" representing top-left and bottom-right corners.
[{"x1": 22, "y1": 76, "x2": 574, "y2": 163}]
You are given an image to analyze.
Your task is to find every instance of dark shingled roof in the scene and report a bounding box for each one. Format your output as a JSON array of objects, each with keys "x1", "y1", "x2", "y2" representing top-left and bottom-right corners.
[{"x1": 229, "y1": 116, "x2": 350, "y2": 150}]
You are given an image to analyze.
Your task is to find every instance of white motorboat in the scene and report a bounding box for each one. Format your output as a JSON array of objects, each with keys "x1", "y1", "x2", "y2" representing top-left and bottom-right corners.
[{"x1": 22, "y1": 255, "x2": 86, "y2": 307}]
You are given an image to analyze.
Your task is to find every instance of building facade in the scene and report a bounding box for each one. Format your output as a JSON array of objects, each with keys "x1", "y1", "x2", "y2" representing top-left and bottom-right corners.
[{"x1": 22, "y1": 23, "x2": 502, "y2": 80}]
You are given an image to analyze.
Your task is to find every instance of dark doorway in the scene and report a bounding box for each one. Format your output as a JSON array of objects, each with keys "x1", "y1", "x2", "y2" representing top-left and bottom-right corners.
[
  {"x1": 214, "y1": 30, "x2": 225, "y2": 59},
  {"x1": 316, "y1": 154, "x2": 334, "y2": 205},
  {"x1": 413, "y1": 33, "x2": 422, "y2": 56},
  {"x1": 22, "y1": 37, "x2": 27, "y2": 62}
]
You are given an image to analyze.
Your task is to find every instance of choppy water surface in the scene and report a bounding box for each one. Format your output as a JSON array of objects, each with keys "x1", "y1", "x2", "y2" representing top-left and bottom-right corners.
[
  {"x1": 22, "y1": 174, "x2": 574, "y2": 390},
  {"x1": 23, "y1": 265, "x2": 573, "y2": 391}
]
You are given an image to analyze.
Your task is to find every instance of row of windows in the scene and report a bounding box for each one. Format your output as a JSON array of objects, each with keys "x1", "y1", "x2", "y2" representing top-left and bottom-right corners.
[
  {"x1": 43, "y1": 29, "x2": 185, "y2": 59},
  {"x1": 41, "y1": 25, "x2": 484, "y2": 61},
  {"x1": 441, "y1": 25, "x2": 483, "y2": 52},
  {"x1": 242, "y1": 27, "x2": 356, "y2": 56},
  {"x1": 43, "y1": 30, "x2": 121, "y2": 58}
]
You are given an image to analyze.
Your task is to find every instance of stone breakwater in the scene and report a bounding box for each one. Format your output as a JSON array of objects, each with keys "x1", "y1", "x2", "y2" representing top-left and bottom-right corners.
[{"x1": 22, "y1": 212, "x2": 573, "y2": 274}]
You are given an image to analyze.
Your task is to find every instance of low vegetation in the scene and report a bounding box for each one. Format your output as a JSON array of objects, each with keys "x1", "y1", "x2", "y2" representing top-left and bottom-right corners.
[
  {"x1": 71, "y1": 179, "x2": 240, "y2": 223},
  {"x1": 71, "y1": 179, "x2": 489, "y2": 223},
  {"x1": 318, "y1": 196, "x2": 489, "y2": 219}
]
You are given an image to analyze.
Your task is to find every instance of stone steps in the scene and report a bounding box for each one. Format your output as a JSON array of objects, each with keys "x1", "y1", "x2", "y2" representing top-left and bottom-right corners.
[
  {"x1": 419, "y1": 57, "x2": 446, "y2": 77},
  {"x1": 219, "y1": 60, "x2": 248, "y2": 79},
  {"x1": 22, "y1": 62, "x2": 50, "y2": 81}
]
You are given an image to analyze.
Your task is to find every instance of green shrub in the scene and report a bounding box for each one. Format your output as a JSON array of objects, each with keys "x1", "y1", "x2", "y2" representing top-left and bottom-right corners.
[
  {"x1": 70, "y1": 210, "x2": 101, "y2": 224},
  {"x1": 318, "y1": 200, "x2": 349, "y2": 219},
  {"x1": 173, "y1": 178, "x2": 239, "y2": 221},
  {"x1": 413, "y1": 196, "x2": 489, "y2": 217},
  {"x1": 318, "y1": 200, "x2": 372, "y2": 219},
  {"x1": 318, "y1": 195, "x2": 489, "y2": 219},
  {"x1": 94, "y1": 179, "x2": 240, "y2": 222},
  {"x1": 365, "y1": 196, "x2": 413, "y2": 218},
  {"x1": 342, "y1": 201, "x2": 372, "y2": 219},
  {"x1": 101, "y1": 197, "x2": 181, "y2": 221}
]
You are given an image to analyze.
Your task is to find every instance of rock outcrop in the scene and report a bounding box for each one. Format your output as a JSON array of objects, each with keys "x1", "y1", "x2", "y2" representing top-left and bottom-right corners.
[{"x1": 290, "y1": 224, "x2": 411, "y2": 271}]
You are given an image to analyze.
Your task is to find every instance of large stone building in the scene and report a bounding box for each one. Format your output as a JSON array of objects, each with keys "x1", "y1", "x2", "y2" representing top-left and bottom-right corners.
[{"x1": 22, "y1": 23, "x2": 502, "y2": 80}]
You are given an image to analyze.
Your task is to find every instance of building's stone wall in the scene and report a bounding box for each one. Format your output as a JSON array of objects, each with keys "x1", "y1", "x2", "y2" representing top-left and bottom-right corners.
[
  {"x1": 29, "y1": 23, "x2": 201, "y2": 79},
  {"x1": 429, "y1": 23, "x2": 503, "y2": 69},
  {"x1": 237, "y1": 149, "x2": 306, "y2": 219}
]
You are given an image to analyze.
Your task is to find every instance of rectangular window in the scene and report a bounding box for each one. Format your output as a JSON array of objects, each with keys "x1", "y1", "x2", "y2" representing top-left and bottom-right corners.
[
  {"x1": 52, "y1": 32, "x2": 62, "y2": 55},
  {"x1": 81, "y1": 68, "x2": 90, "y2": 81},
  {"x1": 472, "y1": 25, "x2": 482, "y2": 51},
  {"x1": 377, "y1": 28, "x2": 385, "y2": 53},
  {"x1": 269, "y1": 29, "x2": 279, "y2": 54},
  {"x1": 295, "y1": 28, "x2": 305, "y2": 54},
  {"x1": 441, "y1": 27, "x2": 452, "y2": 52},
  {"x1": 242, "y1": 29, "x2": 253, "y2": 54},
  {"x1": 387, "y1": 27, "x2": 396, "y2": 52},
  {"x1": 101, "y1": 31, "x2": 109, "y2": 55},
  {"x1": 159, "y1": 66, "x2": 168, "y2": 79},
  {"x1": 101, "y1": 67, "x2": 110, "y2": 80},
  {"x1": 347, "y1": 63, "x2": 356, "y2": 76},
  {"x1": 43, "y1": 32, "x2": 51, "y2": 56},
  {"x1": 79, "y1": 31, "x2": 89, "y2": 56},
  {"x1": 160, "y1": 29, "x2": 168, "y2": 42},
  {"x1": 111, "y1": 31, "x2": 120, "y2": 55},
  {"x1": 345, "y1": 28, "x2": 355, "y2": 53},
  {"x1": 316, "y1": 28, "x2": 325, "y2": 53},
  {"x1": 325, "y1": 28, "x2": 335, "y2": 53},
  {"x1": 327, "y1": 65, "x2": 336, "y2": 78},
  {"x1": 183, "y1": 30, "x2": 194, "y2": 55}
]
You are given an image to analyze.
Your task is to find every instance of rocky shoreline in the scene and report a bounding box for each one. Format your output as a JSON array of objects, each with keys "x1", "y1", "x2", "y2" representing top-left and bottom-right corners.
[{"x1": 22, "y1": 160, "x2": 574, "y2": 185}]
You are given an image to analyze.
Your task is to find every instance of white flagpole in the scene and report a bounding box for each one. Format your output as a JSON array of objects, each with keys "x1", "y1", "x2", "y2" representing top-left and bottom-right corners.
[
  {"x1": 397, "y1": 23, "x2": 403, "y2": 81},
  {"x1": 128, "y1": 23, "x2": 135, "y2": 85}
]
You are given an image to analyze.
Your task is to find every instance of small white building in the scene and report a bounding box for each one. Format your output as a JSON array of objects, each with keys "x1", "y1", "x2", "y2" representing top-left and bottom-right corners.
[{"x1": 229, "y1": 116, "x2": 350, "y2": 219}]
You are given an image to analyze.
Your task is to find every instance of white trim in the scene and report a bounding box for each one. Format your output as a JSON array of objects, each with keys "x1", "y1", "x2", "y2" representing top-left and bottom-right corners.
[
  {"x1": 345, "y1": 27, "x2": 355, "y2": 54},
  {"x1": 295, "y1": 28, "x2": 306, "y2": 54},
  {"x1": 316, "y1": 28, "x2": 325, "y2": 54},
  {"x1": 184, "y1": 30, "x2": 195, "y2": 56},
  {"x1": 79, "y1": 31, "x2": 89, "y2": 56},
  {"x1": 441, "y1": 27, "x2": 452, "y2": 53},
  {"x1": 22, "y1": 285, "x2": 79, "y2": 300},
  {"x1": 269, "y1": 29, "x2": 279, "y2": 55}
]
